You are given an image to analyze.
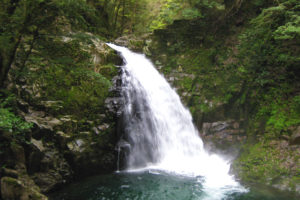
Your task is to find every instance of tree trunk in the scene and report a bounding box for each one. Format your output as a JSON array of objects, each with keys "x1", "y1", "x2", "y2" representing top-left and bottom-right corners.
[
  {"x1": 120, "y1": 0, "x2": 126, "y2": 35},
  {"x1": 0, "y1": 35, "x2": 22, "y2": 88},
  {"x1": 131, "y1": 0, "x2": 137, "y2": 33},
  {"x1": 113, "y1": 0, "x2": 121, "y2": 33}
]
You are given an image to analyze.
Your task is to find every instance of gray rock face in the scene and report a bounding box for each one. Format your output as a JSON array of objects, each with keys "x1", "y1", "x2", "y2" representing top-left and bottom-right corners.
[
  {"x1": 200, "y1": 120, "x2": 246, "y2": 157},
  {"x1": 202, "y1": 120, "x2": 242, "y2": 136},
  {"x1": 201, "y1": 120, "x2": 245, "y2": 141}
]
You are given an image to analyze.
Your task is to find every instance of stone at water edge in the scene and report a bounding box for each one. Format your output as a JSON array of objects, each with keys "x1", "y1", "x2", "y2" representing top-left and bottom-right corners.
[{"x1": 1, "y1": 177, "x2": 47, "y2": 200}]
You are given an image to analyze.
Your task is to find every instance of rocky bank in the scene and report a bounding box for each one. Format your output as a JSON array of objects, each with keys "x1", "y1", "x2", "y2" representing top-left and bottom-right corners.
[{"x1": 0, "y1": 33, "x2": 123, "y2": 199}]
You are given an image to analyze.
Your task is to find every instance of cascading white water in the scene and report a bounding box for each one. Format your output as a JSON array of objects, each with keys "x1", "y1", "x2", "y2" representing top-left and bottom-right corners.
[{"x1": 107, "y1": 43, "x2": 246, "y2": 199}]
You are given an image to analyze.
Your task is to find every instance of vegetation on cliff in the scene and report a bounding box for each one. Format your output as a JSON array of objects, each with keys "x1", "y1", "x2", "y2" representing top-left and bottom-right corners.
[
  {"x1": 146, "y1": 0, "x2": 300, "y2": 193},
  {"x1": 0, "y1": 0, "x2": 123, "y2": 199}
]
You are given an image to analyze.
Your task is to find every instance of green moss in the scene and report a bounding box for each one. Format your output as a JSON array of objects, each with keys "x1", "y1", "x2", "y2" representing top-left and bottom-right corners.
[
  {"x1": 233, "y1": 140, "x2": 298, "y2": 187},
  {"x1": 254, "y1": 94, "x2": 300, "y2": 139},
  {"x1": 0, "y1": 92, "x2": 33, "y2": 142}
]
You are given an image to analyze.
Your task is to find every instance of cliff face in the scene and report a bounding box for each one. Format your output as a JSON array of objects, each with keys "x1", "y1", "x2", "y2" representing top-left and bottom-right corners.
[
  {"x1": 143, "y1": 0, "x2": 300, "y2": 195},
  {"x1": 0, "y1": 1, "x2": 128, "y2": 198},
  {"x1": 0, "y1": 27, "x2": 123, "y2": 199}
]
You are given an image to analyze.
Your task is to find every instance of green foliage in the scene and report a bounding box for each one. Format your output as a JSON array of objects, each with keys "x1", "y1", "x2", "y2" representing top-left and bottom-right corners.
[
  {"x1": 150, "y1": 0, "x2": 185, "y2": 30},
  {"x1": 148, "y1": 0, "x2": 224, "y2": 31},
  {"x1": 238, "y1": 0, "x2": 300, "y2": 86},
  {"x1": 256, "y1": 94, "x2": 300, "y2": 139},
  {"x1": 52, "y1": 0, "x2": 109, "y2": 34},
  {"x1": 274, "y1": 13, "x2": 300, "y2": 40},
  {"x1": 182, "y1": 8, "x2": 202, "y2": 19},
  {"x1": 0, "y1": 93, "x2": 32, "y2": 138},
  {"x1": 0, "y1": 0, "x2": 114, "y2": 86},
  {"x1": 235, "y1": 0, "x2": 300, "y2": 137}
]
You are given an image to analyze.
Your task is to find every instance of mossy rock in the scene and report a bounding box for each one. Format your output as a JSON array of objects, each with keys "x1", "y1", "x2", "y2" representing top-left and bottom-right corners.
[{"x1": 1, "y1": 177, "x2": 47, "y2": 200}]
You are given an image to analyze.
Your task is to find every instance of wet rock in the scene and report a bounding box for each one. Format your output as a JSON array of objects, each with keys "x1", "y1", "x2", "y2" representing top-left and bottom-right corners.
[
  {"x1": 116, "y1": 139, "x2": 131, "y2": 170},
  {"x1": 105, "y1": 95, "x2": 124, "y2": 117}
]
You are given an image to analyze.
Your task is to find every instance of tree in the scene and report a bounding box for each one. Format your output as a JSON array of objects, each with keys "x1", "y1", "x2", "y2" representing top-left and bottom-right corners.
[
  {"x1": 0, "y1": 0, "x2": 112, "y2": 88},
  {"x1": 0, "y1": 0, "x2": 52, "y2": 87}
]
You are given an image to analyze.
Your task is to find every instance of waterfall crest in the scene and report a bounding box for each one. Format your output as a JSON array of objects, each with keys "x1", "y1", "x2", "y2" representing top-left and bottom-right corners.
[{"x1": 107, "y1": 43, "x2": 244, "y2": 192}]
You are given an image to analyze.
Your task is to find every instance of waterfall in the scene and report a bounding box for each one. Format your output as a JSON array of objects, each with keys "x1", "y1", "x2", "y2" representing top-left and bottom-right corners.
[{"x1": 107, "y1": 43, "x2": 245, "y2": 195}]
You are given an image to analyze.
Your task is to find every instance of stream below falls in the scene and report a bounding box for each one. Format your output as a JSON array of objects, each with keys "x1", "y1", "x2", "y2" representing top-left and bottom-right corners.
[{"x1": 50, "y1": 170, "x2": 297, "y2": 200}]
